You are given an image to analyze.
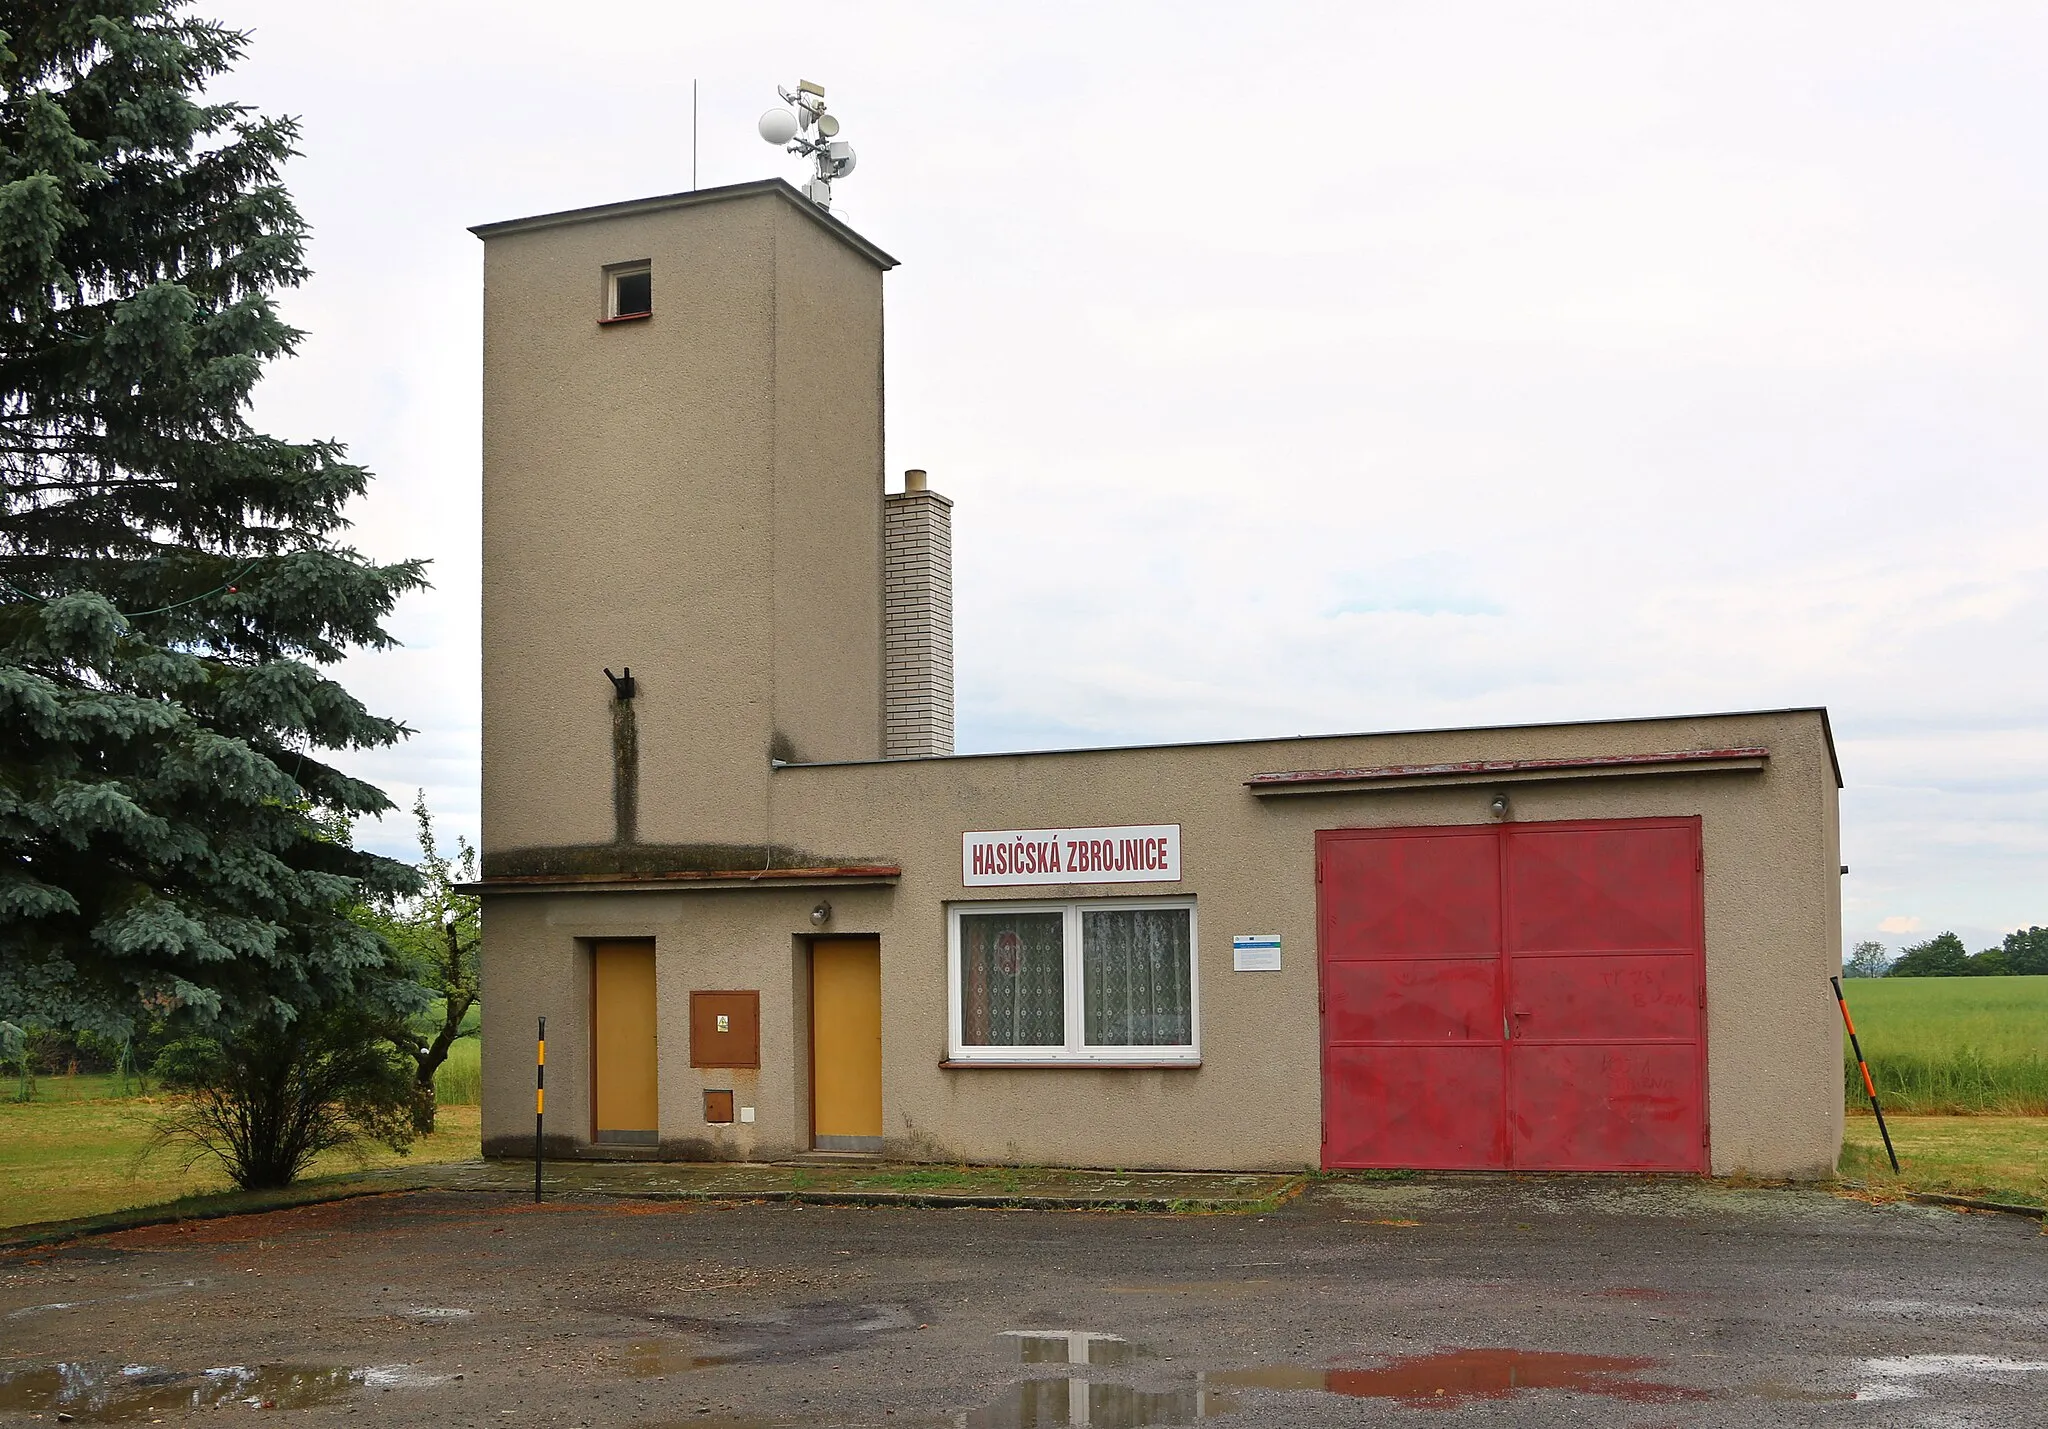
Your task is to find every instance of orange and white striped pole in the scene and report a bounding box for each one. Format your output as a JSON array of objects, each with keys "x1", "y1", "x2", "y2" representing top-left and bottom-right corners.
[
  {"x1": 1831, "y1": 977, "x2": 1899, "y2": 1173},
  {"x1": 534, "y1": 1016, "x2": 546, "y2": 1202}
]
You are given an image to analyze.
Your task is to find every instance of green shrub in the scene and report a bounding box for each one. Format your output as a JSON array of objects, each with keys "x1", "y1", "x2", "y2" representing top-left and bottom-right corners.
[{"x1": 149, "y1": 1008, "x2": 420, "y2": 1190}]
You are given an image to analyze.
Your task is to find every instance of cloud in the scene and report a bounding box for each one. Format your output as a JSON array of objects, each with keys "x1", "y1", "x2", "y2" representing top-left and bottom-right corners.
[
  {"x1": 1876, "y1": 917, "x2": 1925, "y2": 936},
  {"x1": 204, "y1": 0, "x2": 2048, "y2": 949}
]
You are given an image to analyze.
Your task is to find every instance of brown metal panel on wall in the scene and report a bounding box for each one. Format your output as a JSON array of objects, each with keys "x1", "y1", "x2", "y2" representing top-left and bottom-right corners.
[{"x1": 690, "y1": 990, "x2": 762, "y2": 1068}]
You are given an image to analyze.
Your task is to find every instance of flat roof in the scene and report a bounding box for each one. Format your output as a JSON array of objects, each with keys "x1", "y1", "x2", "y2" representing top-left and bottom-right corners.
[
  {"x1": 780, "y1": 705, "x2": 1844, "y2": 789},
  {"x1": 469, "y1": 177, "x2": 899, "y2": 271}
]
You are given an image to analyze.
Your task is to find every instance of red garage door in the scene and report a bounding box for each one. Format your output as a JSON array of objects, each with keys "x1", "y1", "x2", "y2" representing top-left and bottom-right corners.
[{"x1": 1319, "y1": 818, "x2": 1706, "y2": 1173}]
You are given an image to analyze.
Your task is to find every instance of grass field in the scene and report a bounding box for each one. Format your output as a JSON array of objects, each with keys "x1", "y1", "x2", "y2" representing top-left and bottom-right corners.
[
  {"x1": 0, "y1": 1100, "x2": 481, "y2": 1231},
  {"x1": 1839, "y1": 975, "x2": 2048, "y2": 1114},
  {"x1": 0, "y1": 1035, "x2": 485, "y2": 1231},
  {"x1": 1840, "y1": 1114, "x2": 2046, "y2": 1210},
  {"x1": 7, "y1": 1012, "x2": 2042, "y2": 1233}
]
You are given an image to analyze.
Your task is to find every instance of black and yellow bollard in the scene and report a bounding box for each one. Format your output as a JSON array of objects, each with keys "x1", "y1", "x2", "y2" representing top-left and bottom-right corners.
[{"x1": 534, "y1": 1015, "x2": 546, "y2": 1202}]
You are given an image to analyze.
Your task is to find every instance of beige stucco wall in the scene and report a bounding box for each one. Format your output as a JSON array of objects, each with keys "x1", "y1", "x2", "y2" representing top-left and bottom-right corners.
[
  {"x1": 478, "y1": 186, "x2": 886, "y2": 858},
  {"x1": 472, "y1": 182, "x2": 1842, "y2": 1182},
  {"x1": 480, "y1": 708, "x2": 1843, "y2": 1178},
  {"x1": 767, "y1": 199, "x2": 888, "y2": 770}
]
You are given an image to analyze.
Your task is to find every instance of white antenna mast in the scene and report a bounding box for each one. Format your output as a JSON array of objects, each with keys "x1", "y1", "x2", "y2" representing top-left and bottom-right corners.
[{"x1": 757, "y1": 79, "x2": 856, "y2": 211}]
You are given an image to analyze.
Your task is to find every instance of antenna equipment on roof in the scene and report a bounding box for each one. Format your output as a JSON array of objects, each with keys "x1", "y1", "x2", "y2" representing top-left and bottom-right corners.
[{"x1": 757, "y1": 79, "x2": 857, "y2": 212}]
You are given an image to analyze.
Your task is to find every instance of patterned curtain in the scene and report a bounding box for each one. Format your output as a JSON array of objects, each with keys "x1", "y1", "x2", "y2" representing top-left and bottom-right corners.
[
  {"x1": 1082, "y1": 909, "x2": 1192, "y2": 1046},
  {"x1": 959, "y1": 911, "x2": 1065, "y2": 1046}
]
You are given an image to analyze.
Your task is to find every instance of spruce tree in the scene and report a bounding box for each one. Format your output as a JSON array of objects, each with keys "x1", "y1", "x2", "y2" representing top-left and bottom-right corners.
[{"x1": 0, "y1": 3, "x2": 426, "y2": 1036}]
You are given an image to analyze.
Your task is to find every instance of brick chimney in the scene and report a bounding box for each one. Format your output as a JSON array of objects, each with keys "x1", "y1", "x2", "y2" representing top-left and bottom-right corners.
[{"x1": 883, "y1": 470, "x2": 954, "y2": 758}]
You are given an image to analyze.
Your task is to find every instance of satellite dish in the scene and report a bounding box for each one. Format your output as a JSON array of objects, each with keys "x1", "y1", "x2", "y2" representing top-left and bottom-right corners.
[{"x1": 762, "y1": 79, "x2": 858, "y2": 211}]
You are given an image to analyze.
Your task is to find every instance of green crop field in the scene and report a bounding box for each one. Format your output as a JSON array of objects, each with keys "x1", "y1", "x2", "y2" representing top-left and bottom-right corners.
[
  {"x1": 435, "y1": 1035, "x2": 482, "y2": 1105},
  {"x1": 1840, "y1": 975, "x2": 2048, "y2": 1114}
]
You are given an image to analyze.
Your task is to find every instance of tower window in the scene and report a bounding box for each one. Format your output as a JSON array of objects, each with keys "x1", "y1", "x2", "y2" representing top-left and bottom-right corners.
[{"x1": 604, "y1": 263, "x2": 652, "y2": 322}]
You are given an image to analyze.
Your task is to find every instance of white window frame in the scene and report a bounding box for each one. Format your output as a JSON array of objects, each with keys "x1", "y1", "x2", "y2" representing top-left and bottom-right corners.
[
  {"x1": 603, "y1": 261, "x2": 652, "y2": 320},
  {"x1": 946, "y1": 898, "x2": 1199, "y2": 1064}
]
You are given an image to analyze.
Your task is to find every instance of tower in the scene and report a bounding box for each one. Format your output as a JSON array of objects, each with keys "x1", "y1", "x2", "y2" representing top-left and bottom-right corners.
[{"x1": 474, "y1": 180, "x2": 900, "y2": 877}]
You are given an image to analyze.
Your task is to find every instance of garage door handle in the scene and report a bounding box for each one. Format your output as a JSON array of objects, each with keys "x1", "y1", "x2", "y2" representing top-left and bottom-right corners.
[{"x1": 1510, "y1": 1007, "x2": 1532, "y2": 1018}]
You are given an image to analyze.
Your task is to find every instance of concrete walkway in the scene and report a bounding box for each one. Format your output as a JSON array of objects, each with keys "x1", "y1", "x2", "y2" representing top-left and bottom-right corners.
[{"x1": 369, "y1": 1156, "x2": 1306, "y2": 1210}]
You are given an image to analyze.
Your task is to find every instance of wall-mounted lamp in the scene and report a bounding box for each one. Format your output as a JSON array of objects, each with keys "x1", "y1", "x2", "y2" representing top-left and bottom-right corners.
[
  {"x1": 810, "y1": 900, "x2": 833, "y2": 927},
  {"x1": 1489, "y1": 793, "x2": 1511, "y2": 821},
  {"x1": 604, "y1": 666, "x2": 636, "y2": 700}
]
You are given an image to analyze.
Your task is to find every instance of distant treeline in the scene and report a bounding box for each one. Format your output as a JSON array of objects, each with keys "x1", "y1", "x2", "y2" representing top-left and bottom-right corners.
[{"x1": 1843, "y1": 927, "x2": 2048, "y2": 979}]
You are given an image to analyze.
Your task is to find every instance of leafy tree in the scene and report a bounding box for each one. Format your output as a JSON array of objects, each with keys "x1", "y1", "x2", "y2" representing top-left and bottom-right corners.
[
  {"x1": 355, "y1": 791, "x2": 478, "y2": 1132},
  {"x1": 2000, "y1": 926, "x2": 2048, "y2": 976},
  {"x1": 1885, "y1": 932, "x2": 1969, "y2": 977},
  {"x1": 1842, "y1": 940, "x2": 1890, "y2": 979},
  {"x1": 148, "y1": 1003, "x2": 417, "y2": 1190},
  {"x1": 0, "y1": 2, "x2": 426, "y2": 1037},
  {"x1": 1964, "y1": 945, "x2": 2009, "y2": 976}
]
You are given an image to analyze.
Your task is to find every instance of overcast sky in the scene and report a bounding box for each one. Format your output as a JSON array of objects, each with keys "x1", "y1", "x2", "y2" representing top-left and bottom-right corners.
[{"x1": 211, "y1": 2, "x2": 2047, "y2": 957}]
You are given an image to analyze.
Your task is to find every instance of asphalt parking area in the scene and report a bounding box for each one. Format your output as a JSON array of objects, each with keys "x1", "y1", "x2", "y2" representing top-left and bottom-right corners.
[{"x1": 1, "y1": 1178, "x2": 2043, "y2": 1427}]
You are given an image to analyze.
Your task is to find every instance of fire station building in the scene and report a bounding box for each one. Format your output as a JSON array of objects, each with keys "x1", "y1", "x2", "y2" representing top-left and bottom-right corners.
[{"x1": 472, "y1": 179, "x2": 1845, "y2": 1178}]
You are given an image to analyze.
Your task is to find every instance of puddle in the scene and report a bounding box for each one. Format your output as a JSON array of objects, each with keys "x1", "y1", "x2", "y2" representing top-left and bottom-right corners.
[
  {"x1": 0, "y1": 1362, "x2": 440, "y2": 1420},
  {"x1": 1001, "y1": 1332, "x2": 1145, "y2": 1367},
  {"x1": 1854, "y1": 1354, "x2": 2048, "y2": 1402},
  {"x1": 1860, "y1": 1298, "x2": 2048, "y2": 1327},
  {"x1": 403, "y1": 1306, "x2": 476, "y2": 1323},
  {"x1": 5, "y1": 1279, "x2": 210, "y2": 1320},
  {"x1": 641, "y1": 1300, "x2": 920, "y2": 1365},
  {"x1": 620, "y1": 1339, "x2": 731, "y2": 1375},
  {"x1": 966, "y1": 1379, "x2": 1236, "y2": 1428},
  {"x1": 1212, "y1": 1348, "x2": 1707, "y2": 1407},
  {"x1": 964, "y1": 1339, "x2": 1726, "y2": 1424},
  {"x1": 1748, "y1": 1381, "x2": 1855, "y2": 1403},
  {"x1": 362, "y1": 1365, "x2": 455, "y2": 1389}
]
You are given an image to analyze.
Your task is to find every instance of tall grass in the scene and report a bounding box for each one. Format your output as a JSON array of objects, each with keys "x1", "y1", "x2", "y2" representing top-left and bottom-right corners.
[
  {"x1": 1848, "y1": 1048, "x2": 2048, "y2": 1115},
  {"x1": 433, "y1": 1036, "x2": 481, "y2": 1106},
  {"x1": 1842, "y1": 976, "x2": 2048, "y2": 1114}
]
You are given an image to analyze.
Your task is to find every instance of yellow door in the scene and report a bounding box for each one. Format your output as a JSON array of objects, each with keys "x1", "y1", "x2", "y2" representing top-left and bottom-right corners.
[
  {"x1": 811, "y1": 937, "x2": 882, "y2": 1148},
  {"x1": 593, "y1": 941, "x2": 658, "y2": 1145}
]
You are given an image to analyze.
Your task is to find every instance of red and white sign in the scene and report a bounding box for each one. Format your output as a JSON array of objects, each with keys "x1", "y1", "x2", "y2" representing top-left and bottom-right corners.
[{"x1": 962, "y1": 824, "x2": 1182, "y2": 887}]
